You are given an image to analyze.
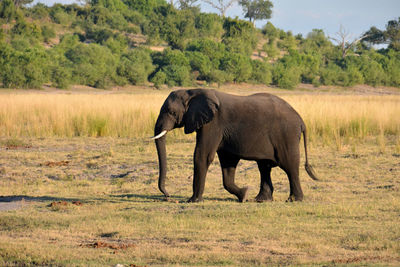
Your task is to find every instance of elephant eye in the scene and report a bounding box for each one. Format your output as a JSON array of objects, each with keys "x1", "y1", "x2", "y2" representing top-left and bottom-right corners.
[{"x1": 169, "y1": 110, "x2": 177, "y2": 116}]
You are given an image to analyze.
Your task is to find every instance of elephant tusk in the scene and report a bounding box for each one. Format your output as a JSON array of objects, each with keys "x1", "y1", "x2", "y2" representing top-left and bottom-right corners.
[{"x1": 150, "y1": 130, "x2": 167, "y2": 140}]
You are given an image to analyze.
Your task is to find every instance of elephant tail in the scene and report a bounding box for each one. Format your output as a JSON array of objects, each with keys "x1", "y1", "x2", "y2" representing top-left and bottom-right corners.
[{"x1": 302, "y1": 126, "x2": 319, "y2": 181}]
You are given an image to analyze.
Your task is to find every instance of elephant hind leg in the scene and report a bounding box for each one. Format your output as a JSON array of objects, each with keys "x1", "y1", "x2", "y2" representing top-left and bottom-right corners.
[
  {"x1": 279, "y1": 149, "x2": 303, "y2": 202},
  {"x1": 255, "y1": 160, "x2": 274, "y2": 202},
  {"x1": 218, "y1": 150, "x2": 249, "y2": 202}
]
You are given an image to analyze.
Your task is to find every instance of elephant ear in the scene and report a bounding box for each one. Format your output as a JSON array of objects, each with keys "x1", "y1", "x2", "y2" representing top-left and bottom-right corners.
[{"x1": 184, "y1": 91, "x2": 219, "y2": 134}]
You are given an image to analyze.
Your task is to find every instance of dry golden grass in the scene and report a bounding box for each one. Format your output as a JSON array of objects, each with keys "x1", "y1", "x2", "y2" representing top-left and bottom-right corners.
[
  {"x1": 0, "y1": 87, "x2": 399, "y2": 266},
  {"x1": 0, "y1": 89, "x2": 399, "y2": 146}
]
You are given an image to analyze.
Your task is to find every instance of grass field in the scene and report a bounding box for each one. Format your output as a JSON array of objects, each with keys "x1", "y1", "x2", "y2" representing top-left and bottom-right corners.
[{"x1": 0, "y1": 86, "x2": 399, "y2": 266}]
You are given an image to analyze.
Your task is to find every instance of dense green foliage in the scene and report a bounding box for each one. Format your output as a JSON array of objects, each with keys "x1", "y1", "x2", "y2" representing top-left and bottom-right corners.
[{"x1": 0, "y1": 0, "x2": 399, "y2": 89}]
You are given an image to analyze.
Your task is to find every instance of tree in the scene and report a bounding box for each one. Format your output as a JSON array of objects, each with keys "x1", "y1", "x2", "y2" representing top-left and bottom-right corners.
[
  {"x1": 384, "y1": 17, "x2": 400, "y2": 51},
  {"x1": 0, "y1": 0, "x2": 16, "y2": 22},
  {"x1": 329, "y1": 25, "x2": 368, "y2": 59},
  {"x1": 178, "y1": 0, "x2": 199, "y2": 10},
  {"x1": 239, "y1": 0, "x2": 272, "y2": 24},
  {"x1": 363, "y1": 17, "x2": 400, "y2": 51},
  {"x1": 13, "y1": 0, "x2": 33, "y2": 8},
  {"x1": 202, "y1": 0, "x2": 236, "y2": 17}
]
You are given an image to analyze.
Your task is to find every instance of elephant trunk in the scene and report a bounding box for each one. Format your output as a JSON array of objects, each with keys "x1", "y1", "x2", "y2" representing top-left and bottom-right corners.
[{"x1": 155, "y1": 134, "x2": 169, "y2": 198}]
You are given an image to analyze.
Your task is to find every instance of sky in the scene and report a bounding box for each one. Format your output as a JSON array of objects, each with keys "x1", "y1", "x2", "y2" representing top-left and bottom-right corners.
[{"x1": 32, "y1": 0, "x2": 400, "y2": 38}]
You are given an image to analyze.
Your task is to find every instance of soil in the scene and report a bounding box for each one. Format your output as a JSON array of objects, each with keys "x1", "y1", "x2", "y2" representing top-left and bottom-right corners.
[
  {"x1": 42, "y1": 160, "x2": 70, "y2": 167},
  {"x1": 48, "y1": 201, "x2": 83, "y2": 208},
  {"x1": 83, "y1": 241, "x2": 136, "y2": 250}
]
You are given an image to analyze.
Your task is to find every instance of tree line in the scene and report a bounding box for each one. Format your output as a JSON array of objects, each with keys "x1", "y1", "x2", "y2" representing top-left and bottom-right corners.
[{"x1": 0, "y1": 0, "x2": 399, "y2": 89}]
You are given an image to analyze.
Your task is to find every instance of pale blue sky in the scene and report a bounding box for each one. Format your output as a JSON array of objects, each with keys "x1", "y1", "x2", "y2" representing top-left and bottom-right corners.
[{"x1": 33, "y1": 0, "x2": 400, "y2": 38}]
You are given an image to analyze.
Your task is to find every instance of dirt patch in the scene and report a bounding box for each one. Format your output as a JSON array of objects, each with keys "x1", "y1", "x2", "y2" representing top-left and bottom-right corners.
[
  {"x1": 82, "y1": 241, "x2": 136, "y2": 250},
  {"x1": 0, "y1": 201, "x2": 22, "y2": 212},
  {"x1": 42, "y1": 160, "x2": 70, "y2": 167},
  {"x1": 48, "y1": 201, "x2": 83, "y2": 208}
]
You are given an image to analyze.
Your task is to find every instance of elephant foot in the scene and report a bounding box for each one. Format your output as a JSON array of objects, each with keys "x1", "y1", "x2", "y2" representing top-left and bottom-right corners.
[
  {"x1": 187, "y1": 196, "x2": 203, "y2": 203},
  {"x1": 286, "y1": 194, "x2": 303, "y2": 202},
  {"x1": 238, "y1": 187, "x2": 249, "y2": 203},
  {"x1": 255, "y1": 192, "x2": 273, "y2": 202}
]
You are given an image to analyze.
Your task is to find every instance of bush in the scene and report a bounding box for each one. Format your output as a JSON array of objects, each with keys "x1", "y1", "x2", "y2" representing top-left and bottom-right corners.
[
  {"x1": 344, "y1": 66, "x2": 364, "y2": 86},
  {"x1": 150, "y1": 71, "x2": 167, "y2": 88},
  {"x1": 50, "y1": 8, "x2": 74, "y2": 26},
  {"x1": 185, "y1": 51, "x2": 212, "y2": 79},
  {"x1": 0, "y1": 0, "x2": 16, "y2": 22},
  {"x1": 162, "y1": 65, "x2": 191, "y2": 86},
  {"x1": 386, "y1": 50, "x2": 400, "y2": 86},
  {"x1": 65, "y1": 43, "x2": 118, "y2": 88},
  {"x1": 153, "y1": 48, "x2": 190, "y2": 69},
  {"x1": 12, "y1": 19, "x2": 42, "y2": 40},
  {"x1": 41, "y1": 25, "x2": 56, "y2": 43},
  {"x1": 222, "y1": 17, "x2": 257, "y2": 56},
  {"x1": 51, "y1": 65, "x2": 72, "y2": 89},
  {"x1": 273, "y1": 63, "x2": 301, "y2": 89},
  {"x1": 103, "y1": 35, "x2": 128, "y2": 54},
  {"x1": 205, "y1": 69, "x2": 233, "y2": 86},
  {"x1": 250, "y1": 60, "x2": 272, "y2": 85},
  {"x1": 29, "y1": 3, "x2": 50, "y2": 20},
  {"x1": 220, "y1": 52, "x2": 252, "y2": 83},
  {"x1": 195, "y1": 13, "x2": 223, "y2": 39},
  {"x1": 117, "y1": 48, "x2": 155, "y2": 85},
  {"x1": 360, "y1": 60, "x2": 387, "y2": 86},
  {"x1": 262, "y1": 42, "x2": 279, "y2": 59},
  {"x1": 262, "y1": 22, "x2": 278, "y2": 41},
  {"x1": 0, "y1": 44, "x2": 50, "y2": 88},
  {"x1": 186, "y1": 39, "x2": 226, "y2": 69},
  {"x1": 320, "y1": 64, "x2": 344, "y2": 86}
]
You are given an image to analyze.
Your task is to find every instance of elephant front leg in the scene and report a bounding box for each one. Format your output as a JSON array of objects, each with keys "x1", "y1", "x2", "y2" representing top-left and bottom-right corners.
[
  {"x1": 188, "y1": 147, "x2": 215, "y2": 203},
  {"x1": 218, "y1": 151, "x2": 249, "y2": 203}
]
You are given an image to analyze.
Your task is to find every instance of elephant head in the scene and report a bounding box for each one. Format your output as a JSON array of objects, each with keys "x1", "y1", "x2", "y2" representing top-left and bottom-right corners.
[{"x1": 151, "y1": 89, "x2": 220, "y2": 197}]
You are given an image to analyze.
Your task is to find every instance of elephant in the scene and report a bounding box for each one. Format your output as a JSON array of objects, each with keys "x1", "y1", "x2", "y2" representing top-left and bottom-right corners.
[{"x1": 151, "y1": 89, "x2": 318, "y2": 203}]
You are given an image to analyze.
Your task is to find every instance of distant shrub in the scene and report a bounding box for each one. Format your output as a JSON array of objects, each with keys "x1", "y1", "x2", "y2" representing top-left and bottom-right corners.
[
  {"x1": 262, "y1": 22, "x2": 278, "y2": 41},
  {"x1": 277, "y1": 32, "x2": 298, "y2": 51},
  {"x1": 312, "y1": 76, "x2": 321, "y2": 87},
  {"x1": 0, "y1": 44, "x2": 50, "y2": 88},
  {"x1": 360, "y1": 60, "x2": 387, "y2": 87},
  {"x1": 151, "y1": 49, "x2": 191, "y2": 86},
  {"x1": 320, "y1": 64, "x2": 344, "y2": 86},
  {"x1": 220, "y1": 52, "x2": 252, "y2": 83},
  {"x1": 205, "y1": 69, "x2": 233, "y2": 86},
  {"x1": 195, "y1": 13, "x2": 223, "y2": 39},
  {"x1": 12, "y1": 20, "x2": 42, "y2": 40},
  {"x1": 344, "y1": 66, "x2": 364, "y2": 86},
  {"x1": 29, "y1": 3, "x2": 50, "y2": 20},
  {"x1": 262, "y1": 42, "x2": 279, "y2": 59},
  {"x1": 162, "y1": 65, "x2": 191, "y2": 86},
  {"x1": 65, "y1": 43, "x2": 118, "y2": 88},
  {"x1": 186, "y1": 39, "x2": 226, "y2": 69},
  {"x1": 51, "y1": 65, "x2": 72, "y2": 89},
  {"x1": 185, "y1": 51, "x2": 212, "y2": 79},
  {"x1": 153, "y1": 48, "x2": 190, "y2": 69},
  {"x1": 251, "y1": 60, "x2": 272, "y2": 85},
  {"x1": 103, "y1": 35, "x2": 128, "y2": 54},
  {"x1": 41, "y1": 25, "x2": 56, "y2": 43},
  {"x1": 386, "y1": 50, "x2": 400, "y2": 86},
  {"x1": 150, "y1": 71, "x2": 167, "y2": 89},
  {"x1": 10, "y1": 36, "x2": 31, "y2": 50},
  {"x1": 222, "y1": 17, "x2": 257, "y2": 56},
  {"x1": 117, "y1": 48, "x2": 155, "y2": 85},
  {"x1": 50, "y1": 8, "x2": 73, "y2": 26},
  {"x1": 273, "y1": 63, "x2": 301, "y2": 89},
  {"x1": 0, "y1": 0, "x2": 16, "y2": 22}
]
